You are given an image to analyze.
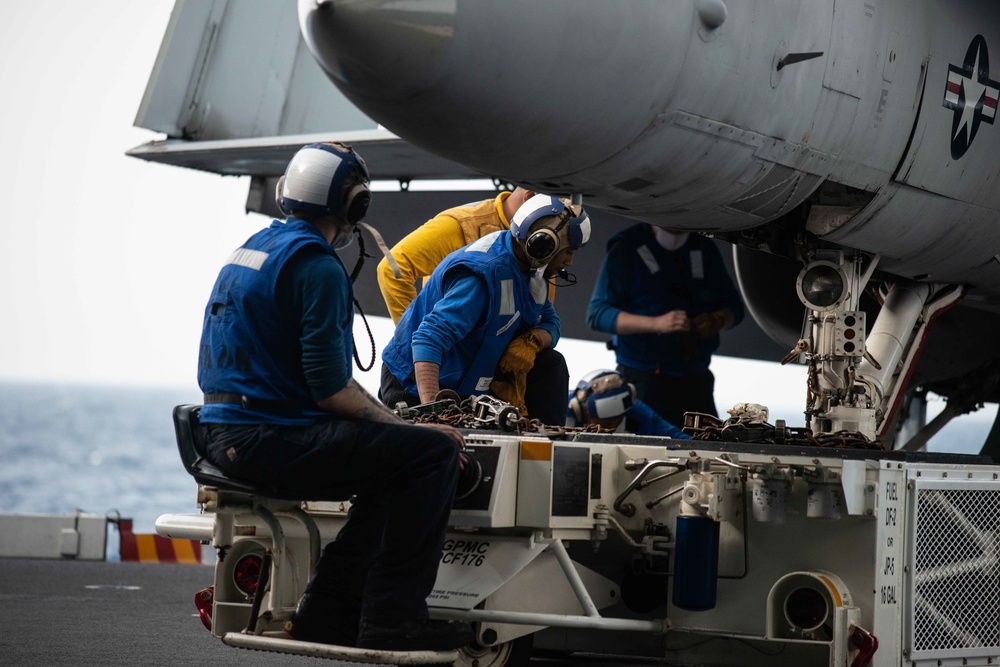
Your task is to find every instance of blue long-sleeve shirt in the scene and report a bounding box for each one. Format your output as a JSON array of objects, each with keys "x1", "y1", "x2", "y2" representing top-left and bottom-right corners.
[{"x1": 277, "y1": 248, "x2": 354, "y2": 400}]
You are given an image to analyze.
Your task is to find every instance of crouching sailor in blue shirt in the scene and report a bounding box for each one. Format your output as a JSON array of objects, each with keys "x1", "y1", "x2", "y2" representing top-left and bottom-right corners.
[
  {"x1": 567, "y1": 369, "x2": 692, "y2": 438},
  {"x1": 380, "y1": 195, "x2": 590, "y2": 415},
  {"x1": 196, "y1": 142, "x2": 473, "y2": 652}
]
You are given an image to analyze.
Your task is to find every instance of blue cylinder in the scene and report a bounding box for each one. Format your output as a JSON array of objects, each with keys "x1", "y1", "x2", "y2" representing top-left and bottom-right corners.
[{"x1": 672, "y1": 515, "x2": 720, "y2": 611}]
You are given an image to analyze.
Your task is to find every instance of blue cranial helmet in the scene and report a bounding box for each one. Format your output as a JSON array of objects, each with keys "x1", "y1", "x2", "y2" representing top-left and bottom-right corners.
[
  {"x1": 276, "y1": 142, "x2": 371, "y2": 223},
  {"x1": 570, "y1": 369, "x2": 636, "y2": 422},
  {"x1": 509, "y1": 195, "x2": 591, "y2": 267}
]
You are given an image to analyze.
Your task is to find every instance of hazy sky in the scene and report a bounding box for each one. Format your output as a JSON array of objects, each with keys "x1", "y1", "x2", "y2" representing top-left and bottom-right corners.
[
  {"x1": 0, "y1": 1, "x2": 258, "y2": 388},
  {"x1": 0, "y1": 1, "x2": 992, "y2": 446}
]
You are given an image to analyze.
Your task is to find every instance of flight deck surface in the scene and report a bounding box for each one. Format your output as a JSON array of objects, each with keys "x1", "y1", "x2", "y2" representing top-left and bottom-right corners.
[{"x1": 1, "y1": 558, "x2": 665, "y2": 667}]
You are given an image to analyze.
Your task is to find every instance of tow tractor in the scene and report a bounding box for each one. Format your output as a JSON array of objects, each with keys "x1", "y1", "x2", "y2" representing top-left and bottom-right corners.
[
  {"x1": 158, "y1": 256, "x2": 1000, "y2": 666},
  {"x1": 158, "y1": 399, "x2": 1000, "y2": 667}
]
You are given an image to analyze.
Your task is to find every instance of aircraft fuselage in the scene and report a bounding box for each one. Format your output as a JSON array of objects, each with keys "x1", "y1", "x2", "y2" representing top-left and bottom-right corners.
[{"x1": 300, "y1": 0, "x2": 1000, "y2": 308}]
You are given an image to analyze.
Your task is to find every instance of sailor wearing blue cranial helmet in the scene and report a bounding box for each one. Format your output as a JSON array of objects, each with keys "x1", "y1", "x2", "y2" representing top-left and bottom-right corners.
[
  {"x1": 198, "y1": 141, "x2": 472, "y2": 652},
  {"x1": 567, "y1": 369, "x2": 691, "y2": 439}
]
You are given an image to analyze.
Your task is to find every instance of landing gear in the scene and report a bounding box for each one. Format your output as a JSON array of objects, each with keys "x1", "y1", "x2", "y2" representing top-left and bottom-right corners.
[{"x1": 794, "y1": 251, "x2": 963, "y2": 444}]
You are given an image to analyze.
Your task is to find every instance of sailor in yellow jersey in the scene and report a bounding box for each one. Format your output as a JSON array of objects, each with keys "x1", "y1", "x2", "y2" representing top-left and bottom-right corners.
[{"x1": 377, "y1": 188, "x2": 535, "y2": 322}]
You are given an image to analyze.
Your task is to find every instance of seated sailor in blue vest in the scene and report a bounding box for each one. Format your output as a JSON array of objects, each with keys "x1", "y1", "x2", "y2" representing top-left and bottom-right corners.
[
  {"x1": 567, "y1": 369, "x2": 691, "y2": 438},
  {"x1": 379, "y1": 194, "x2": 590, "y2": 419},
  {"x1": 197, "y1": 142, "x2": 473, "y2": 652}
]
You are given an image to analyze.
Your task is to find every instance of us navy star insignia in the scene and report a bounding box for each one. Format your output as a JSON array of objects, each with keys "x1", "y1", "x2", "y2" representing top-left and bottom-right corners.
[{"x1": 943, "y1": 34, "x2": 1000, "y2": 159}]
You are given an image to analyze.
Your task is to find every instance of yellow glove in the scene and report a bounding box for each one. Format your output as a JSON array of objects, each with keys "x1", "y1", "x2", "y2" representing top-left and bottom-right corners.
[
  {"x1": 489, "y1": 375, "x2": 527, "y2": 413},
  {"x1": 489, "y1": 330, "x2": 544, "y2": 414},
  {"x1": 497, "y1": 330, "x2": 543, "y2": 374},
  {"x1": 692, "y1": 310, "x2": 728, "y2": 339}
]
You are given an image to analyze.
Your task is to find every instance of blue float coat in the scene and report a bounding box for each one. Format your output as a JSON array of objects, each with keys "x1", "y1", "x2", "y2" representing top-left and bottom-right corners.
[
  {"x1": 587, "y1": 225, "x2": 744, "y2": 375},
  {"x1": 198, "y1": 218, "x2": 353, "y2": 425},
  {"x1": 383, "y1": 231, "x2": 559, "y2": 396}
]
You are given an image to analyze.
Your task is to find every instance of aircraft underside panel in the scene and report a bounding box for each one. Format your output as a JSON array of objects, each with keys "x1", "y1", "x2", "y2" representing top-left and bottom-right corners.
[
  {"x1": 565, "y1": 111, "x2": 832, "y2": 231},
  {"x1": 815, "y1": 181, "x2": 1000, "y2": 308}
]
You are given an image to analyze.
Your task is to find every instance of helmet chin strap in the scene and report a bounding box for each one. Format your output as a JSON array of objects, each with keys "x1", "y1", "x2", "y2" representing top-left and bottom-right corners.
[
  {"x1": 339, "y1": 221, "x2": 401, "y2": 282},
  {"x1": 357, "y1": 222, "x2": 401, "y2": 279}
]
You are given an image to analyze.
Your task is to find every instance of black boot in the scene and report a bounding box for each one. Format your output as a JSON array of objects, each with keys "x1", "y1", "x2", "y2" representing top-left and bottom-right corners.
[{"x1": 288, "y1": 593, "x2": 359, "y2": 647}]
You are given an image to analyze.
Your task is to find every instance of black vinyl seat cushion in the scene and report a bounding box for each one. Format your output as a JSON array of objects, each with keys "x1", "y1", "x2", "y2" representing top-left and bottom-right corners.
[{"x1": 172, "y1": 404, "x2": 303, "y2": 500}]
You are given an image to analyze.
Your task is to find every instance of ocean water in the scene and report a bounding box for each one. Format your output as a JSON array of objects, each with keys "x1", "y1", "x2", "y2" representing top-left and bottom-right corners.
[{"x1": 0, "y1": 381, "x2": 203, "y2": 560}]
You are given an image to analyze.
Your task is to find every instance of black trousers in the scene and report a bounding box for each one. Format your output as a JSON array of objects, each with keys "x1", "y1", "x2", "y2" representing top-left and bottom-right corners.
[
  {"x1": 618, "y1": 366, "x2": 718, "y2": 428},
  {"x1": 378, "y1": 347, "x2": 570, "y2": 426},
  {"x1": 204, "y1": 417, "x2": 460, "y2": 623},
  {"x1": 524, "y1": 347, "x2": 570, "y2": 426}
]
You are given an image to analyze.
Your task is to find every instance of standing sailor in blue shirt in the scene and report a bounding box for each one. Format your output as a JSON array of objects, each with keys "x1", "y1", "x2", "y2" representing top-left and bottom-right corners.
[
  {"x1": 587, "y1": 224, "x2": 744, "y2": 427},
  {"x1": 566, "y1": 369, "x2": 691, "y2": 438},
  {"x1": 197, "y1": 142, "x2": 472, "y2": 652},
  {"x1": 380, "y1": 195, "x2": 590, "y2": 415}
]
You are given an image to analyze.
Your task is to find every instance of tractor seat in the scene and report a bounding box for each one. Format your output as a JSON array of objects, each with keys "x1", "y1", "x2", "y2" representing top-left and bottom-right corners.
[{"x1": 172, "y1": 404, "x2": 303, "y2": 500}]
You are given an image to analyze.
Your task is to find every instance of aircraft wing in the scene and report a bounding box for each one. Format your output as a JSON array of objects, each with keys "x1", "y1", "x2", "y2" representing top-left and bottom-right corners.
[
  {"x1": 126, "y1": 129, "x2": 490, "y2": 181},
  {"x1": 130, "y1": 0, "x2": 487, "y2": 183}
]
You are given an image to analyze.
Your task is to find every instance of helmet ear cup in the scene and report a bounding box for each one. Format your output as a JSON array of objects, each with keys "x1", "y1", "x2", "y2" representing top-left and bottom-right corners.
[
  {"x1": 525, "y1": 227, "x2": 560, "y2": 263},
  {"x1": 344, "y1": 181, "x2": 371, "y2": 223},
  {"x1": 274, "y1": 175, "x2": 289, "y2": 217}
]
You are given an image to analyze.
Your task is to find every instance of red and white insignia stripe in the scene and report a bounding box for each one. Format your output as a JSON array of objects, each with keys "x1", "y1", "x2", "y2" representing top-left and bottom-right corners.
[
  {"x1": 945, "y1": 70, "x2": 964, "y2": 106},
  {"x1": 983, "y1": 86, "x2": 999, "y2": 120}
]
